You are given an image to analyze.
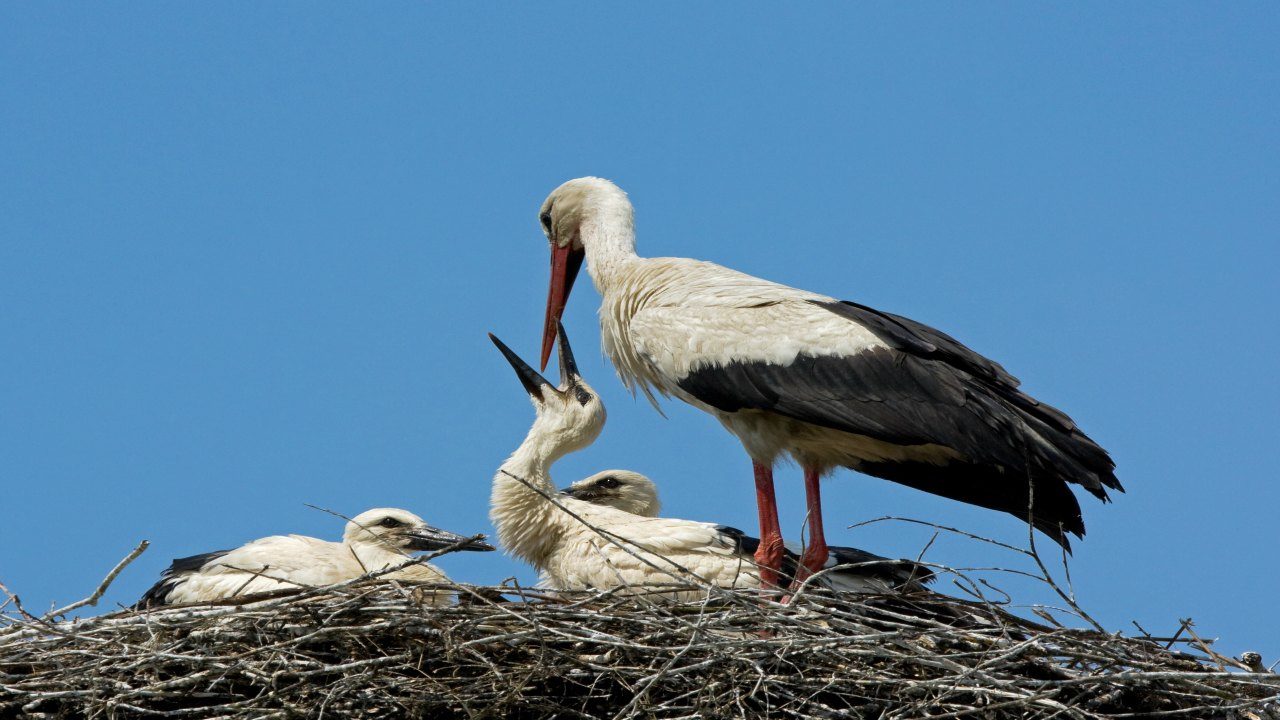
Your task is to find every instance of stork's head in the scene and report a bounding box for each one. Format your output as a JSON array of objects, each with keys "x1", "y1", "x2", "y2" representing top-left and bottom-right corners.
[
  {"x1": 561, "y1": 470, "x2": 660, "y2": 517},
  {"x1": 344, "y1": 508, "x2": 495, "y2": 554},
  {"x1": 490, "y1": 321, "x2": 606, "y2": 460},
  {"x1": 538, "y1": 177, "x2": 634, "y2": 370}
]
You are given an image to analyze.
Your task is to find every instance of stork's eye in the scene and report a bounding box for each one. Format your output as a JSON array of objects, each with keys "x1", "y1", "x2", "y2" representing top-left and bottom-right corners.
[
  {"x1": 379, "y1": 517, "x2": 403, "y2": 528},
  {"x1": 540, "y1": 211, "x2": 553, "y2": 233},
  {"x1": 598, "y1": 477, "x2": 621, "y2": 489}
]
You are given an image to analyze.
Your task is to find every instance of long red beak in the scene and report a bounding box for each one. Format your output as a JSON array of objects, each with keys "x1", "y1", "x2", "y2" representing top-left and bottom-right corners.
[{"x1": 540, "y1": 244, "x2": 585, "y2": 371}]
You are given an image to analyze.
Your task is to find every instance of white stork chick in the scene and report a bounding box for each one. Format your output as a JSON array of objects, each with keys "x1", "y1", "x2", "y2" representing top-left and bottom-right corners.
[
  {"x1": 561, "y1": 470, "x2": 661, "y2": 517},
  {"x1": 534, "y1": 177, "x2": 1123, "y2": 586},
  {"x1": 135, "y1": 508, "x2": 494, "y2": 608},
  {"x1": 489, "y1": 324, "x2": 912, "y2": 598},
  {"x1": 562, "y1": 470, "x2": 933, "y2": 592}
]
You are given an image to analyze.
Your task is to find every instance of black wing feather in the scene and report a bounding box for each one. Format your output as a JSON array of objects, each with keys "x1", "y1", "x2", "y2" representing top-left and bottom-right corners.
[
  {"x1": 134, "y1": 549, "x2": 231, "y2": 609},
  {"x1": 679, "y1": 301, "x2": 1121, "y2": 548},
  {"x1": 714, "y1": 525, "x2": 800, "y2": 583},
  {"x1": 825, "y1": 545, "x2": 935, "y2": 588},
  {"x1": 714, "y1": 525, "x2": 932, "y2": 590}
]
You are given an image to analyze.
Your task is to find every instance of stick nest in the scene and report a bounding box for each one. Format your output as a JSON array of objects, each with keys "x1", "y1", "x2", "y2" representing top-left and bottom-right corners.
[{"x1": 3, "y1": 570, "x2": 1277, "y2": 720}]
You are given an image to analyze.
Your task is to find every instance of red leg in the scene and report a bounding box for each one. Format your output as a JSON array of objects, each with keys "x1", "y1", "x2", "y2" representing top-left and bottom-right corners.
[
  {"x1": 794, "y1": 465, "x2": 830, "y2": 585},
  {"x1": 752, "y1": 461, "x2": 784, "y2": 589}
]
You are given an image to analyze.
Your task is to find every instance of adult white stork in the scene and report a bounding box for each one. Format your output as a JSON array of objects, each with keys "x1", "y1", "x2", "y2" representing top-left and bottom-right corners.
[
  {"x1": 135, "y1": 508, "x2": 493, "y2": 608},
  {"x1": 489, "y1": 323, "x2": 921, "y2": 597},
  {"x1": 562, "y1": 470, "x2": 933, "y2": 592},
  {"x1": 534, "y1": 177, "x2": 1122, "y2": 587}
]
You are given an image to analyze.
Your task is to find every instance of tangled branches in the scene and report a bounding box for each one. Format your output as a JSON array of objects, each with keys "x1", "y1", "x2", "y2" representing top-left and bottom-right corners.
[{"x1": 2, "y1": 562, "x2": 1277, "y2": 719}]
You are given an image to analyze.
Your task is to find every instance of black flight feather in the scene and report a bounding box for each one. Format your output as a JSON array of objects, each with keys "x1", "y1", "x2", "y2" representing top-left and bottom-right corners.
[
  {"x1": 714, "y1": 525, "x2": 932, "y2": 589},
  {"x1": 134, "y1": 549, "x2": 231, "y2": 609},
  {"x1": 678, "y1": 300, "x2": 1122, "y2": 549}
]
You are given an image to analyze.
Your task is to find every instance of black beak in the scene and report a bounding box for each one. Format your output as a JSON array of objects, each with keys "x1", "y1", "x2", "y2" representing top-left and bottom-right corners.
[
  {"x1": 561, "y1": 485, "x2": 598, "y2": 502},
  {"x1": 405, "y1": 527, "x2": 495, "y2": 553},
  {"x1": 490, "y1": 333, "x2": 556, "y2": 400},
  {"x1": 555, "y1": 320, "x2": 580, "y2": 388}
]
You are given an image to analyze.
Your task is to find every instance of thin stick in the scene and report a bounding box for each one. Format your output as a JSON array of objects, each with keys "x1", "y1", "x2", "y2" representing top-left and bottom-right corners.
[{"x1": 44, "y1": 540, "x2": 149, "y2": 620}]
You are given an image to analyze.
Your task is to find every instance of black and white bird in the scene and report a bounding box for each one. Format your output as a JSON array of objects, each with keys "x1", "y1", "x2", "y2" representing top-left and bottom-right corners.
[
  {"x1": 562, "y1": 470, "x2": 932, "y2": 591},
  {"x1": 135, "y1": 508, "x2": 493, "y2": 608},
  {"x1": 489, "y1": 323, "x2": 922, "y2": 597},
  {"x1": 534, "y1": 177, "x2": 1122, "y2": 587}
]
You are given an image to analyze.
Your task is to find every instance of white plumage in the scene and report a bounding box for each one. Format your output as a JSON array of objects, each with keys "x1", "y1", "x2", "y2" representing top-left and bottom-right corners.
[
  {"x1": 534, "y1": 177, "x2": 1121, "y2": 587},
  {"x1": 136, "y1": 508, "x2": 493, "y2": 608},
  {"x1": 489, "y1": 325, "x2": 916, "y2": 598}
]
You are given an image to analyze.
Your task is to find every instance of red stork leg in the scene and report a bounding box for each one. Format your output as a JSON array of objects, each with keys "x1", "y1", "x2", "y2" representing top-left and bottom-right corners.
[
  {"x1": 794, "y1": 465, "x2": 830, "y2": 586},
  {"x1": 752, "y1": 461, "x2": 785, "y2": 590}
]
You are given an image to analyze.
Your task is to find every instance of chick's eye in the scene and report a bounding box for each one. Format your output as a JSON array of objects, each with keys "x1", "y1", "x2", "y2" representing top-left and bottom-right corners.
[
  {"x1": 540, "y1": 212, "x2": 552, "y2": 232},
  {"x1": 599, "y1": 477, "x2": 620, "y2": 489},
  {"x1": 379, "y1": 517, "x2": 402, "y2": 528}
]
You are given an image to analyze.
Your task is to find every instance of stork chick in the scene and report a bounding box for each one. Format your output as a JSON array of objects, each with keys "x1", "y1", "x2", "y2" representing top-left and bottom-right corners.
[
  {"x1": 562, "y1": 470, "x2": 932, "y2": 592},
  {"x1": 560, "y1": 470, "x2": 661, "y2": 517},
  {"x1": 135, "y1": 508, "x2": 493, "y2": 608}
]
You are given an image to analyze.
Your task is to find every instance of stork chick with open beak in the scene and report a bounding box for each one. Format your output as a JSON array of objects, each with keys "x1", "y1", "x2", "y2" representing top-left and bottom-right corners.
[{"x1": 534, "y1": 177, "x2": 1121, "y2": 589}]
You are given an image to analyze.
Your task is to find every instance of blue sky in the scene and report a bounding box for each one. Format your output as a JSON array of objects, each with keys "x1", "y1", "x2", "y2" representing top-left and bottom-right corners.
[{"x1": 2, "y1": 5, "x2": 1276, "y2": 658}]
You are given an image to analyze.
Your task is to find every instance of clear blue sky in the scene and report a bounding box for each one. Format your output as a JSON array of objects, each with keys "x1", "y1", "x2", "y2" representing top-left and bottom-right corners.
[{"x1": 2, "y1": 5, "x2": 1276, "y2": 658}]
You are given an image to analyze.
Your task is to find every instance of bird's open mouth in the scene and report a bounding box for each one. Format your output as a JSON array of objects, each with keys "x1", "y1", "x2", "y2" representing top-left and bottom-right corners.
[{"x1": 491, "y1": 320, "x2": 581, "y2": 400}]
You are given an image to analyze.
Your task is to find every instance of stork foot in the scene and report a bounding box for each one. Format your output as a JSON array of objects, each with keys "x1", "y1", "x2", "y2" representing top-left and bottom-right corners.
[
  {"x1": 753, "y1": 536, "x2": 786, "y2": 590},
  {"x1": 752, "y1": 461, "x2": 786, "y2": 596},
  {"x1": 789, "y1": 465, "x2": 830, "y2": 593},
  {"x1": 792, "y1": 539, "x2": 830, "y2": 586}
]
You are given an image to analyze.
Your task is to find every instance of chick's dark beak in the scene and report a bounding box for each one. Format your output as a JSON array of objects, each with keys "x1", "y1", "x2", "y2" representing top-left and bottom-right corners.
[
  {"x1": 490, "y1": 333, "x2": 555, "y2": 400},
  {"x1": 555, "y1": 320, "x2": 580, "y2": 387},
  {"x1": 405, "y1": 527, "x2": 495, "y2": 552},
  {"x1": 561, "y1": 485, "x2": 596, "y2": 502}
]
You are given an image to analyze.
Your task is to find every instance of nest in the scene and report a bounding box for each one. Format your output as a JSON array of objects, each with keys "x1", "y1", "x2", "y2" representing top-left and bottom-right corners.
[{"x1": 2, "y1": 545, "x2": 1277, "y2": 720}]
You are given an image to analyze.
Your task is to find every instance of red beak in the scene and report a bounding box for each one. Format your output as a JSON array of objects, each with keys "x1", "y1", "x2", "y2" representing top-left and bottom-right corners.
[{"x1": 540, "y1": 244, "x2": 585, "y2": 371}]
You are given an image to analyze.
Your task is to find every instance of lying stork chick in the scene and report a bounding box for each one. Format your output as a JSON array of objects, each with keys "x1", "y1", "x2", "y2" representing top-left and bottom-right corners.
[
  {"x1": 561, "y1": 470, "x2": 661, "y2": 517},
  {"x1": 135, "y1": 508, "x2": 493, "y2": 609},
  {"x1": 563, "y1": 471, "x2": 933, "y2": 592},
  {"x1": 490, "y1": 322, "x2": 916, "y2": 599}
]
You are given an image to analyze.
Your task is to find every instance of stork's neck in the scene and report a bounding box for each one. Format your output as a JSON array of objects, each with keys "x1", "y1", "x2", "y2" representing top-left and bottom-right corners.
[
  {"x1": 498, "y1": 430, "x2": 562, "y2": 484},
  {"x1": 580, "y1": 199, "x2": 640, "y2": 295},
  {"x1": 490, "y1": 423, "x2": 573, "y2": 569}
]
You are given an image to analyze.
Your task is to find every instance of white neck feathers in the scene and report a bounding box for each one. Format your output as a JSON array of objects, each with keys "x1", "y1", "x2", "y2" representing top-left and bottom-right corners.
[
  {"x1": 580, "y1": 191, "x2": 639, "y2": 293},
  {"x1": 489, "y1": 423, "x2": 567, "y2": 569}
]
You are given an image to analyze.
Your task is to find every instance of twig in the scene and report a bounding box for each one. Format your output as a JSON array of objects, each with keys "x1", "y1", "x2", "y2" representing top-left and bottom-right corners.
[{"x1": 43, "y1": 540, "x2": 149, "y2": 620}]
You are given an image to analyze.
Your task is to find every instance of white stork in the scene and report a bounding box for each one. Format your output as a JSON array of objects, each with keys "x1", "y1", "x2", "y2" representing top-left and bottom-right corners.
[
  {"x1": 534, "y1": 177, "x2": 1122, "y2": 587},
  {"x1": 562, "y1": 470, "x2": 933, "y2": 592},
  {"x1": 135, "y1": 508, "x2": 494, "y2": 608},
  {"x1": 489, "y1": 324, "x2": 921, "y2": 597},
  {"x1": 561, "y1": 470, "x2": 662, "y2": 517}
]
